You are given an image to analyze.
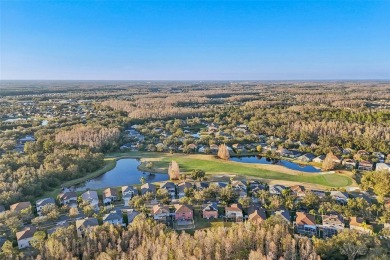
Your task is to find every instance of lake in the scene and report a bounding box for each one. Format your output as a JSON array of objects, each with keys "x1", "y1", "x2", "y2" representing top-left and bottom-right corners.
[
  {"x1": 75, "y1": 158, "x2": 169, "y2": 191},
  {"x1": 230, "y1": 156, "x2": 321, "y2": 173}
]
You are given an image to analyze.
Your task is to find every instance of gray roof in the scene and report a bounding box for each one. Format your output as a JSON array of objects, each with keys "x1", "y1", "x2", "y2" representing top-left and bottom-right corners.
[
  {"x1": 160, "y1": 182, "x2": 176, "y2": 189},
  {"x1": 103, "y1": 210, "x2": 123, "y2": 221},
  {"x1": 36, "y1": 197, "x2": 55, "y2": 207},
  {"x1": 81, "y1": 191, "x2": 98, "y2": 201},
  {"x1": 141, "y1": 183, "x2": 156, "y2": 194},
  {"x1": 202, "y1": 202, "x2": 218, "y2": 212},
  {"x1": 127, "y1": 209, "x2": 140, "y2": 223},
  {"x1": 47, "y1": 222, "x2": 69, "y2": 235},
  {"x1": 273, "y1": 208, "x2": 291, "y2": 222},
  {"x1": 76, "y1": 217, "x2": 99, "y2": 229},
  {"x1": 177, "y1": 182, "x2": 193, "y2": 193}
]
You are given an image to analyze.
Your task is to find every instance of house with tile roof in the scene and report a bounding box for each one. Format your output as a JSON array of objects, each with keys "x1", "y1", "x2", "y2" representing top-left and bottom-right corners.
[
  {"x1": 103, "y1": 188, "x2": 119, "y2": 205},
  {"x1": 225, "y1": 203, "x2": 243, "y2": 222},
  {"x1": 248, "y1": 208, "x2": 267, "y2": 224},
  {"x1": 152, "y1": 204, "x2": 170, "y2": 221},
  {"x1": 295, "y1": 212, "x2": 317, "y2": 236},
  {"x1": 174, "y1": 204, "x2": 193, "y2": 221}
]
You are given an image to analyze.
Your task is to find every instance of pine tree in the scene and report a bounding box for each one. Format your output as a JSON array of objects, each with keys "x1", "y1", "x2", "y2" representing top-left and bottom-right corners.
[
  {"x1": 168, "y1": 160, "x2": 180, "y2": 180},
  {"x1": 322, "y1": 151, "x2": 336, "y2": 171},
  {"x1": 217, "y1": 144, "x2": 230, "y2": 160}
]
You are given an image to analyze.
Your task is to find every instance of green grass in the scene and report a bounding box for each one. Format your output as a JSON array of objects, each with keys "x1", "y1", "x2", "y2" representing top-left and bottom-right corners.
[
  {"x1": 157, "y1": 156, "x2": 352, "y2": 187},
  {"x1": 38, "y1": 158, "x2": 118, "y2": 199}
]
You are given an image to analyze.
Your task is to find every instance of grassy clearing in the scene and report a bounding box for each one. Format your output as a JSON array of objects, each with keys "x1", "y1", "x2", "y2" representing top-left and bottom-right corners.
[
  {"x1": 108, "y1": 151, "x2": 353, "y2": 187},
  {"x1": 154, "y1": 156, "x2": 352, "y2": 187}
]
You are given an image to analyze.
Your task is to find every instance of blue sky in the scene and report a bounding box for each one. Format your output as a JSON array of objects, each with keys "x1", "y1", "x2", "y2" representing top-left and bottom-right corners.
[{"x1": 1, "y1": 0, "x2": 389, "y2": 80}]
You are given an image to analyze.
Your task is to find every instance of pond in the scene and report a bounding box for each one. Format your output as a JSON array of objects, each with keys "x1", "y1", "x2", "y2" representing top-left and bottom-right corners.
[
  {"x1": 75, "y1": 158, "x2": 169, "y2": 191},
  {"x1": 230, "y1": 156, "x2": 321, "y2": 173}
]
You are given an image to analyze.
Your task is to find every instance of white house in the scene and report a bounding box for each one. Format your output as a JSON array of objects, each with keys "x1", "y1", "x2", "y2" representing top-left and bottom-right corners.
[
  {"x1": 376, "y1": 163, "x2": 390, "y2": 173},
  {"x1": 16, "y1": 227, "x2": 36, "y2": 249},
  {"x1": 152, "y1": 204, "x2": 170, "y2": 220},
  {"x1": 81, "y1": 191, "x2": 99, "y2": 210},
  {"x1": 122, "y1": 186, "x2": 137, "y2": 198},
  {"x1": 36, "y1": 197, "x2": 56, "y2": 216}
]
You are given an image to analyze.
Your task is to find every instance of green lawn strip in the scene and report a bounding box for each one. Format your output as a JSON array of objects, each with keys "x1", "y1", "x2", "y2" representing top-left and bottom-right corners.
[
  {"x1": 38, "y1": 158, "x2": 118, "y2": 199},
  {"x1": 160, "y1": 157, "x2": 352, "y2": 187}
]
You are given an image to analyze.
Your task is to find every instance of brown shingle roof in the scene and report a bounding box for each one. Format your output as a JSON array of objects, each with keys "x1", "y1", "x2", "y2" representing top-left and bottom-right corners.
[
  {"x1": 296, "y1": 212, "x2": 316, "y2": 226},
  {"x1": 16, "y1": 226, "x2": 36, "y2": 240},
  {"x1": 10, "y1": 201, "x2": 31, "y2": 212},
  {"x1": 174, "y1": 204, "x2": 192, "y2": 214}
]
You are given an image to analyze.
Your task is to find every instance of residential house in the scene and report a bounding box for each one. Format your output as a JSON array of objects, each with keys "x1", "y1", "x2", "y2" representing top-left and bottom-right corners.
[
  {"x1": 174, "y1": 204, "x2": 193, "y2": 221},
  {"x1": 76, "y1": 217, "x2": 99, "y2": 237},
  {"x1": 376, "y1": 163, "x2": 390, "y2": 173},
  {"x1": 350, "y1": 192, "x2": 372, "y2": 204},
  {"x1": 187, "y1": 143, "x2": 197, "y2": 151},
  {"x1": 295, "y1": 212, "x2": 317, "y2": 236},
  {"x1": 330, "y1": 191, "x2": 349, "y2": 204},
  {"x1": 342, "y1": 159, "x2": 357, "y2": 170},
  {"x1": 194, "y1": 182, "x2": 209, "y2": 191},
  {"x1": 358, "y1": 160, "x2": 374, "y2": 171},
  {"x1": 152, "y1": 204, "x2": 170, "y2": 221},
  {"x1": 248, "y1": 208, "x2": 267, "y2": 224},
  {"x1": 81, "y1": 191, "x2": 99, "y2": 210},
  {"x1": 122, "y1": 186, "x2": 137, "y2": 198},
  {"x1": 231, "y1": 180, "x2": 247, "y2": 198},
  {"x1": 47, "y1": 221, "x2": 69, "y2": 235},
  {"x1": 103, "y1": 188, "x2": 119, "y2": 205},
  {"x1": 36, "y1": 198, "x2": 55, "y2": 216},
  {"x1": 10, "y1": 201, "x2": 32, "y2": 213},
  {"x1": 122, "y1": 186, "x2": 137, "y2": 206},
  {"x1": 177, "y1": 182, "x2": 193, "y2": 198},
  {"x1": 211, "y1": 182, "x2": 228, "y2": 189},
  {"x1": 16, "y1": 226, "x2": 36, "y2": 249},
  {"x1": 225, "y1": 203, "x2": 243, "y2": 222},
  {"x1": 313, "y1": 155, "x2": 326, "y2": 163},
  {"x1": 160, "y1": 182, "x2": 176, "y2": 198},
  {"x1": 273, "y1": 208, "x2": 291, "y2": 223},
  {"x1": 298, "y1": 153, "x2": 316, "y2": 162},
  {"x1": 349, "y1": 217, "x2": 372, "y2": 234},
  {"x1": 322, "y1": 214, "x2": 345, "y2": 238},
  {"x1": 141, "y1": 183, "x2": 156, "y2": 195},
  {"x1": 269, "y1": 185, "x2": 288, "y2": 195},
  {"x1": 210, "y1": 144, "x2": 219, "y2": 153},
  {"x1": 103, "y1": 210, "x2": 124, "y2": 226},
  {"x1": 372, "y1": 152, "x2": 385, "y2": 163},
  {"x1": 126, "y1": 209, "x2": 140, "y2": 224},
  {"x1": 58, "y1": 191, "x2": 77, "y2": 207},
  {"x1": 202, "y1": 202, "x2": 218, "y2": 219},
  {"x1": 330, "y1": 154, "x2": 343, "y2": 165},
  {"x1": 311, "y1": 190, "x2": 327, "y2": 199},
  {"x1": 290, "y1": 185, "x2": 305, "y2": 197}
]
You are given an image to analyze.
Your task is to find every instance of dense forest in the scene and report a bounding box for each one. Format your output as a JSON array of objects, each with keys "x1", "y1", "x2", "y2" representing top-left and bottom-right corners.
[{"x1": 5, "y1": 215, "x2": 388, "y2": 260}]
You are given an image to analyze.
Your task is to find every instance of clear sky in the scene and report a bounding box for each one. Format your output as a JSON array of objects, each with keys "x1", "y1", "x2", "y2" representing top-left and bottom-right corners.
[{"x1": 1, "y1": 0, "x2": 389, "y2": 80}]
